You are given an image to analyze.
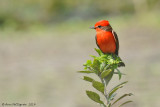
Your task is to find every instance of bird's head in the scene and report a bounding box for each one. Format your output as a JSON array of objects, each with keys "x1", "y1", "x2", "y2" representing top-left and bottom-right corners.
[{"x1": 90, "y1": 20, "x2": 110, "y2": 31}]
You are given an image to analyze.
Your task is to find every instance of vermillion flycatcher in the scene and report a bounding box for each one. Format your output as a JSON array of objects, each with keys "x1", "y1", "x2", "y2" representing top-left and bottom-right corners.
[{"x1": 91, "y1": 20, "x2": 125, "y2": 67}]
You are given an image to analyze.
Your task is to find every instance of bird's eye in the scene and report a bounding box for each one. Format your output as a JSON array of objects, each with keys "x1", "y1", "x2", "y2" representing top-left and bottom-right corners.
[{"x1": 98, "y1": 25, "x2": 102, "y2": 28}]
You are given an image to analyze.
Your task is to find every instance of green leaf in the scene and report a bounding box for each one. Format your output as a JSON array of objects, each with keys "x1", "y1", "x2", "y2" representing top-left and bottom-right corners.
[
  {"x1": 86, "y1": 60, "x2": 92, "y2": 65},
  {"x1": 92, "y1": 81, "x2": 104, "y2": 93},
  {"x1": 83, "y1": 60, "x2": 93, "y2": 70},
  {"x1": 108, "y1": 58, "x2": 114, "y2": 64},
  {"x1": 90, "y1": 55, "x2": 96, "y2": 58},
  {"x1": 95, "y1": 48, "x2": 102, "y2": 56},
  {"x1": 92, "y1": 59, "x2": 101, "y2": 74},
  {"x1": 109, "y1": 93, "x2": 117, "y2": 101},
  {"x1": 83, "y1": 60, "x2": 92, "y2": 67},
  {"x1": 100, "y1": 55, "x2": 108, "y2": 61},
  {"x1": 101, "y1": 69, "x2": 112, "y2": 79},
  {"x1": 86, "y1": 90, "x2": 104, "y2": 104},
  {"x1": 108, "y1": 81, "x2": 128, "y2": 98},
  {"x1": 112, "y1": 93, "x2": 133, "y2": 105},
  {"x1": 104, "y1": 70, "x2": 114, "y2": 86},
  {"x1": 78, "y1": 71, "x2": 94, "y2": 73},
  {"x1": 100, "y1": 63, "x2": 104, "y2": 72},
  {"x1": 83, "y1": 76, "x2": 94, "y2": 82},
  {"x1": 114, "y1": 72, "x2": 126, "y2": 75},
  {"x1": 116, "y1": 69, "x2": 122, "y2": 80},
  {"x1": 119, "y1": 101, "x2": 133, "y2": 107}
]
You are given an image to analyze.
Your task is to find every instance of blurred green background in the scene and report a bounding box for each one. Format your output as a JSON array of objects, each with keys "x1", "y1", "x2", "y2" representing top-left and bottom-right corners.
[{"x1": 0, "y1": 0, "x2": 160, "y2": 107}]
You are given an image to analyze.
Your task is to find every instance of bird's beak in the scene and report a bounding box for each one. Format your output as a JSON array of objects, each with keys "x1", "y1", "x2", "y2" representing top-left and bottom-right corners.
[{"x1": 90, "y1": 26, "x2": 96, "y2": 29}]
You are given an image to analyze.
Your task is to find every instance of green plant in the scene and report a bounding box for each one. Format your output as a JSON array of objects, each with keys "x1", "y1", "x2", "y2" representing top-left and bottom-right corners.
[{"x1": 79, "y1": 48, "x2": 133, "y2": 107}]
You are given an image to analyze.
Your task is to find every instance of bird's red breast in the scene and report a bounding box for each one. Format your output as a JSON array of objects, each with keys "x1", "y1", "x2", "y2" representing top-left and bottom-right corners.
[{"x1": 96, "y1": 30, "x2": 116, "y2": 54}]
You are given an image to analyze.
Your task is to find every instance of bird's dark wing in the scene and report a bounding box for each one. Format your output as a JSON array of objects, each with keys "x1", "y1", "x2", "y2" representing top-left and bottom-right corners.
[
  {"x1": 112, "y1": 30, "x2": 119, "y2": 55},
  {"x1": 112, "y1": 31, "x2": 125, "y2": 67}
]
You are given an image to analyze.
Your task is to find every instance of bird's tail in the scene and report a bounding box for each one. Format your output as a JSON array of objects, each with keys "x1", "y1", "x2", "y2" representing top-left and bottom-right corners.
[
  {"x1": 118, "y1": 61, "x2": 125, "y2": 67},
  {"x1": 118, "y1": 57, "x2": 125, "y2": 67}
]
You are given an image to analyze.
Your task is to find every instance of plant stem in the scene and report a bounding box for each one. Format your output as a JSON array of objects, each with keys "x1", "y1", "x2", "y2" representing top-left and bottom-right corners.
[
  {"x1": 101, "y1": 104, "x2": 107, "y2": 107},
  {"x1": 100, "y1": 77, "x2": 109, "y2": 105}
]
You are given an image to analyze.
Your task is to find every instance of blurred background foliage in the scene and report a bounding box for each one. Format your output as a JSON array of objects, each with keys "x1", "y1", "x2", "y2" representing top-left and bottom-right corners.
[
  {"x1": 0, "y1": 0, "x2": 160, "y2": 107},
  {"x1": 0, "y1": 0, "x2": 159, "y2": 30}
]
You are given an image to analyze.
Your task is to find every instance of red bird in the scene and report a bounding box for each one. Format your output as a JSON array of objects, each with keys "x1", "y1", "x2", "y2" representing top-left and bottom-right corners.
[{"x1": 91, "y1": 20, "x2": 125, "y2": 66}]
